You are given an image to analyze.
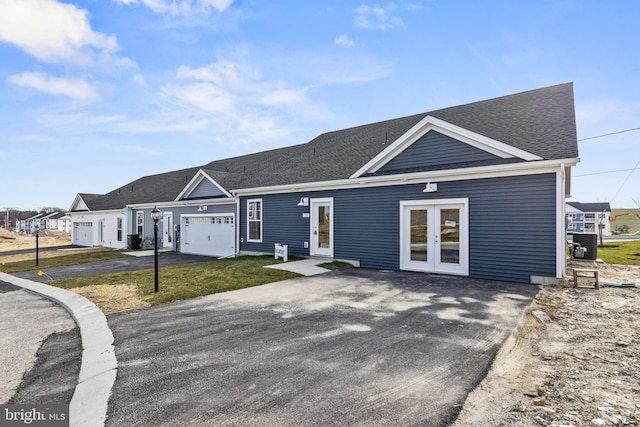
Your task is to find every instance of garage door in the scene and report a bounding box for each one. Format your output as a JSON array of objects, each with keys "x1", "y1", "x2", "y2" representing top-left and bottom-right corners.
[
  {"x1": 180, "y1": 215, "x2": 235, "y2": 257},
  {"x1": 73, "y1": 222, "x2": 94, "y2": 246}
]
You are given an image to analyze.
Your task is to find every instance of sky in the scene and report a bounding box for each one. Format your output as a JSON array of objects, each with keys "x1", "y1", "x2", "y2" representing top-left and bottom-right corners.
[{"x1": 0, "y1": 0, "x2": 639, "y2": 211}]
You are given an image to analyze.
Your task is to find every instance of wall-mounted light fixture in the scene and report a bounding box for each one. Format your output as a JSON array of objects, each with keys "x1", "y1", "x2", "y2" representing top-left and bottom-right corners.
[
  {"x1": 423, "y1": 182, "x2": 438, "y2": 193},
  {"x1": 297, "y1": 197, "x2": 309, "y2": 206},
  {"x1": 197, "y1": 206, "x2": 208, "y2": 212}
]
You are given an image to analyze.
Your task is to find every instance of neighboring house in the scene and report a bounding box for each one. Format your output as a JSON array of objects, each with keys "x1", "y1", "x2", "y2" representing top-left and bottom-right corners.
[
  {"x1": 566, "y1": 202, "x2": 612, "y2": 235},
  {"x1": 70, "y1": 83, "x2": 579, "y2": 284},
  {"x1": 45, "y1": 211, "x2": 71, "y2": 232}
]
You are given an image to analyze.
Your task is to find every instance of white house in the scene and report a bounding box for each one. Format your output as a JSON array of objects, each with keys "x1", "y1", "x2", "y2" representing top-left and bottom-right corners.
[{"x1": 566, "y1": 202, "x2": 611, "y2": 235}]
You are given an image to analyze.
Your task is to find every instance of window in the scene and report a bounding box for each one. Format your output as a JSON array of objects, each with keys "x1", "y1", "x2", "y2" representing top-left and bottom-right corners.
[
  {"x1": 247, "y1": 199, "x2": 262, "y2": 242},
  {"x1": 117, "y1": 217, "x2": 123, "y2": 242},
  {"x1": 136, "y1": 211, "x2": 144, "y2": 236},
  {"x1": 584, "y1": 213, "x2": 595, "y2": 222}
]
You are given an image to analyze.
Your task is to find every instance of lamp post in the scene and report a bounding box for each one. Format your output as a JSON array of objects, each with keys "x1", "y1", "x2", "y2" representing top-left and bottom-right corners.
[
  {"x1": 151, "y1": 206, "x2": 161, "y2": 293},
  {"x1": 34, "y1": 225, "x2": 39, "y2": 267}
]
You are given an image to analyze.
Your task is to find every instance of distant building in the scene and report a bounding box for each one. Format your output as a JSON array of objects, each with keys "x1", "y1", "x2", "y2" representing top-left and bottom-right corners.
[{"x1": 566, "y1": 202, "x2": 611, "y2": 235}]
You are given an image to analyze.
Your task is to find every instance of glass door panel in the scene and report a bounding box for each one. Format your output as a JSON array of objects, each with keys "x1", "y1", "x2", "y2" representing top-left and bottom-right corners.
[
  {"x1": 439, "y1": 208, "x2": 460, "y2": 264},
  {"x1": 410, "y1": 209, "x2": 428, "y2": 261}
]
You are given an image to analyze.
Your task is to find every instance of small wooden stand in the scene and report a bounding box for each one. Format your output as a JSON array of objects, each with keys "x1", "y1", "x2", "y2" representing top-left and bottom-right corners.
[{"x1": 572, "y1": 269, "x2": 599, "y2": 289}]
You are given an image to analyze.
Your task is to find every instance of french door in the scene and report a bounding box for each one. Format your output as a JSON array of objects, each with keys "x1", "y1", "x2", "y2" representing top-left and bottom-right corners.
[
  {"x1": 400, "y1": 199, "x2": 468, "y2": 275},
  {"x1": 310, "y1": 198, "x2": 333, "y2": 257}
]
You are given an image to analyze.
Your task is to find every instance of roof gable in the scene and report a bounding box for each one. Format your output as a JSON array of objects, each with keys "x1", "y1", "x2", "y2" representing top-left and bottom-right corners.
[
  {"x1": 351, "y1": 116, "x2": 543, "y2": 178},
  {"x1": 176, "y1": 169, "x2": 235, "y2": 200},
  {"x1": 567, "y1": 202, "x2": 611, "y2": 213}
]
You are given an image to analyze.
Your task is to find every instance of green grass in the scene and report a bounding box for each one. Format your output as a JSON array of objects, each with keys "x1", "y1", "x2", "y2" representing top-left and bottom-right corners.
[
  {"x1": 318, "y1": 260, "x2": 354, "y2": 270},
  {"x1": 46, "y1": 255, "x2": 302, "y2": 304},
  {"x1": 597, "y1": 240, "x2": 640, "y2": 266},
  {"x1": 0, "y1": 249, "x2": 128, "y2": 273}
]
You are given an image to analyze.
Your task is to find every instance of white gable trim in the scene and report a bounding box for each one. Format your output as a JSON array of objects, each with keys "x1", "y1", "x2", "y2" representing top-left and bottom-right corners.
[
  {"x1": 350, "y1": 115, "x2": 543, "y2": 178},
  {"x1": 175, "y1": 169, "x2": 232, "y2": 201},
  {"x1": 70, "y1": 194, "x2": 90, "y2": 211}
]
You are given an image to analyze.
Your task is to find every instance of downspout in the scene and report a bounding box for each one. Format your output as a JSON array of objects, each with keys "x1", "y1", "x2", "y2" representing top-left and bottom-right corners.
[
  {"x1": 559, "y1": 163, "x2": 571, "y2": 280},
  {"x1": 233, "y1": 191, "x2": 241, "y2": 257}
]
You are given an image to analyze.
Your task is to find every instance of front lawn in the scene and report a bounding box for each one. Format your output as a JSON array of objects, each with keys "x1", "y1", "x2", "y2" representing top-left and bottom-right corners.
[
  {"x1": 47, "y1": 255, "x2": 302, "y2": 305},
  {"x1": 597, "y1": 240, "x2": 640, "y2": 266}
]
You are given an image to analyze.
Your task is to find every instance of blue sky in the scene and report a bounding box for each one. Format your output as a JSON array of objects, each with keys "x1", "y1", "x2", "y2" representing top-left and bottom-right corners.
[{"x1": 0, "y1": 0, "x2": 638, "y2": 211}]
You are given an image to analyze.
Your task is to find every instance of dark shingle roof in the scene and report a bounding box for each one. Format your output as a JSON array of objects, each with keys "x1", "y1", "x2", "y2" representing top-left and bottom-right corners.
[
  {"x1": 567, "y1": 202, "x2": 611, "y2": 213},
  {"x1": 75, "y1": 83, "x2": 578, "y2": 210}
]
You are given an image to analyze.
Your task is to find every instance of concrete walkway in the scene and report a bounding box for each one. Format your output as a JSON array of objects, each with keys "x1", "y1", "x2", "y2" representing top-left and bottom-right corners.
[
  {"x1": 0, "y1": 272, "x2": 116, "y2": 427},
  {"x1": 264, "y1": 258, "x2": 332, "y2": 276}
]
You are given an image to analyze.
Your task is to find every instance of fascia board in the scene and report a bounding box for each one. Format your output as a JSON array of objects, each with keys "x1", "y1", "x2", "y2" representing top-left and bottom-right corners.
[
  {"x1": 233, "y1": 157, "x2": 580, "y2": 196},
  {"x1": 350, "y1": 115, "x2": 543, "y2": 179}
]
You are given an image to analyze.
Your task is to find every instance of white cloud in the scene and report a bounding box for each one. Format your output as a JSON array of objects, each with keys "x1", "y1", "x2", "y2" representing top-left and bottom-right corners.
[
  {"x1": 334, "y1": 34, "x2": 354, "y2": 48},
  {"x1": 113, "y1": 0, "x2": 234, "y2": 16},
  {"x1": 0, "y1": 0, "x2": 130, "y2": 68},
  {"x1": 354, "y1": 4, "x2": 404, "y2": 30},
  {"x1": 8, "y1": 72, "x2": 99, "y2": 101}
]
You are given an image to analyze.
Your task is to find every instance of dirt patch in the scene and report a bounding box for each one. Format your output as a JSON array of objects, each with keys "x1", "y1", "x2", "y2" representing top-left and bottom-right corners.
[
  {"x1": 0, "y1": 230, "x2": 71, "y2": 251},
  {"x1": 453, "y1": 262, "x2": 640, "y2": 427},
  {"x1": 69, "y1": 284, "x2": 151, "y2": 315}
]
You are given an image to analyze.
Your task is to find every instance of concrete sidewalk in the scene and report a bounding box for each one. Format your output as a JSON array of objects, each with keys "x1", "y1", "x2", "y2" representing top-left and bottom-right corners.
[
  {"x1": 264, "y1": 258, "x2": 332, "y2": 276},
  {"x1": 0, "y1": 272, "x2": 117, "y2": 427}
]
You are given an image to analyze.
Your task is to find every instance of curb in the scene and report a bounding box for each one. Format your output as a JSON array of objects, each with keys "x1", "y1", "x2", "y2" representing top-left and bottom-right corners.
[{"x1": 0, "y1": 272, "x2": 117, "y2": 427}]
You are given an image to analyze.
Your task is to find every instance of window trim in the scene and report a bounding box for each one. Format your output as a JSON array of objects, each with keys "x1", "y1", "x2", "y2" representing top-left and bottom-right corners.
[
  {"x1": 117, "y1": 217, "x2": 123, "y2": 242},
  {"x1": 247, "y1": 198, "x2": 263, "y2": 242}
]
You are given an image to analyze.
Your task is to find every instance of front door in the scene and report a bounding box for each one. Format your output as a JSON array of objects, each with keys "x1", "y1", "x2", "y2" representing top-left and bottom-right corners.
[
  {"x1": 310, "y1": 198, "x2": 333, "y2": 257},
  {"x1": 400, "y1": 199, "x2": 468, "y2": 275},
  {"x1": 163, "y1": 212, "x2": 173, "y2": 248}
]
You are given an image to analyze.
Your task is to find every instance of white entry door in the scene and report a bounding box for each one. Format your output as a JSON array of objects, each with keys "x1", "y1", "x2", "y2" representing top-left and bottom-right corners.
[
  {"x1": 310, "y1": 198, "x2": 333, "y2": 257},
  {"x1": 400, "y1": 199, "x2": 468, "y2": 275},
  {"x1": 162, "y1": 212, "x2": 173, "y2": 248}
]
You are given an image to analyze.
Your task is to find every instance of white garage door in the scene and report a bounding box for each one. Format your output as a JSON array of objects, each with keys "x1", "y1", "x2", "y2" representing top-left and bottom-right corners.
[
  {"x1": 73, "y1": 222, "x2": 94, "y2": 246},
  {"x1": 180, "y1": 215, "x2": 235, "y2": 257}
]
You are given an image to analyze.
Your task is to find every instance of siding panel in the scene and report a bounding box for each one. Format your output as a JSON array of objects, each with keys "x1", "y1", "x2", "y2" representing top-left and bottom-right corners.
[
  {"x1": 379, "y1": 130, "x2": 499, "y2": 172},
  {"x1": 240, "y1": 173, "x2": 557, "y2": 283}
]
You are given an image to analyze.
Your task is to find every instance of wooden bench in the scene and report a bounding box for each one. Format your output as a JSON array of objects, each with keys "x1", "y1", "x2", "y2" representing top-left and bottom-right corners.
[{"x1": 572, "y1": 268, "x2": 600, "y2": 289}]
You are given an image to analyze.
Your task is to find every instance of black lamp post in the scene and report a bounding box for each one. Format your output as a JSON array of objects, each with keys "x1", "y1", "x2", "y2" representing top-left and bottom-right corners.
[
  {"x1": 151, "y1": 206, "x2": 161, "y2": 293},
  {"x1": 34, "y1": 225, "x2": 39, "y2": 267}
]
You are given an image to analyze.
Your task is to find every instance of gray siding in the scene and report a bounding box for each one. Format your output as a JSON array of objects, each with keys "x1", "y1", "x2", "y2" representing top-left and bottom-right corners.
[
  {"x1": 187, "y1": 179, "x2": 226, "y2": 199},
  {"x1": 379, "y1": 130, "x2": 499, "y2": 172},
  {"x1": 240, "y1": 173, "x2": 557, "y2": 283}
]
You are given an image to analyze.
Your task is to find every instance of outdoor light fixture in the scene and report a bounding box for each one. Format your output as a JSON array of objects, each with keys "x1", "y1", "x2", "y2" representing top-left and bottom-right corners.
[
  {"x1": 423, "y1": 182, "x2": 438, "y2": 193},
  {"x1": 34, "y1": 225, "x2": 39, "y2": 267},
  {"x1": 151, "y1": 206, "x2": 161, "y2": 293},
  {"x1": 297, "y1": 197, "x2": 309, "y2": 207}
]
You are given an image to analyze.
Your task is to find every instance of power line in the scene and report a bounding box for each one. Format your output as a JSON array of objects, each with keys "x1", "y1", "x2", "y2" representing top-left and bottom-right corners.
[
  {"x1": 609, "y1": 159, "x2": 640, "y2": 204},
  {"x1": 574, "y1": 167, "x2": 640, "y2": 177},
  {"x1": 578, "y1": 127, "x2": 640, "y2": 141}
]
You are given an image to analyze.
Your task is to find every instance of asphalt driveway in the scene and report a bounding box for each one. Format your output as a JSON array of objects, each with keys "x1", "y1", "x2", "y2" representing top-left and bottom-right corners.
[
  {"x1": 106, "y1": 269, "x2": 538, "y2": 426},
  {"x1": 14, "y1": 252, "x2": 212, "y2": 282}
]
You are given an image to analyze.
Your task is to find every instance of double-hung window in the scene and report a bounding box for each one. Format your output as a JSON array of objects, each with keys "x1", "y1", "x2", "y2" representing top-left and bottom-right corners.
[
  {"x1": 117, "y1": 217, "x2": 123, "y2": 242},
  {"x1": 247, "y1": 199, "x2": 262, "y2": 242}
]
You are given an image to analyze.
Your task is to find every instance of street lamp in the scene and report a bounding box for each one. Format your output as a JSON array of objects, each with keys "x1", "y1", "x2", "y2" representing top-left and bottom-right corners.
[
  {"x1": 151, "y1": 206, "x2": 161, "y2": 293},
  {"x1": 34, "y1": 225, "x2": 39, "y2": 267}
]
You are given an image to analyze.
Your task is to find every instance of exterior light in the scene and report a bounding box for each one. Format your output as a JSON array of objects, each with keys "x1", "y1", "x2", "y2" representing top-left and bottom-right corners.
[{"x1": 423, "y1": 182, "x2": 438, "y2": 193}]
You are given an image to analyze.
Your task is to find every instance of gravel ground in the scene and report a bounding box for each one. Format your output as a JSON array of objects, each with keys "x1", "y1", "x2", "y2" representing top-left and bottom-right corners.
[{"x1": 452, "y1": 262, "x2": 640, "y2": 427}]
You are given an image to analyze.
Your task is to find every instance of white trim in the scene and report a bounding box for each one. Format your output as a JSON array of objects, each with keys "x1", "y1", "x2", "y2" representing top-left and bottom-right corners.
[
  {"x1": 310, "y1": 197, "x2": 334, "y2": 258},
  {"x1": 127, "y1": 197, "x2": 235, "y2": 210},
  {"x1": 350, "y1": 116, "x2": 543, "y2": 178},
  {"x1": 247, "y1": 198, "x2": 263, "y2": 243},
  {"x1": 69, "y1": 194, "x2": 90, "y2": 211},
  {"x1": 556, "y1": 166, "x2": 567, "y2": 280},
  {"x1": 233, "y1": 158, "x2": 580, "y2": 196},
  {"x1": 175, "y1": 169, "x2": 233, "y2": 201}
]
